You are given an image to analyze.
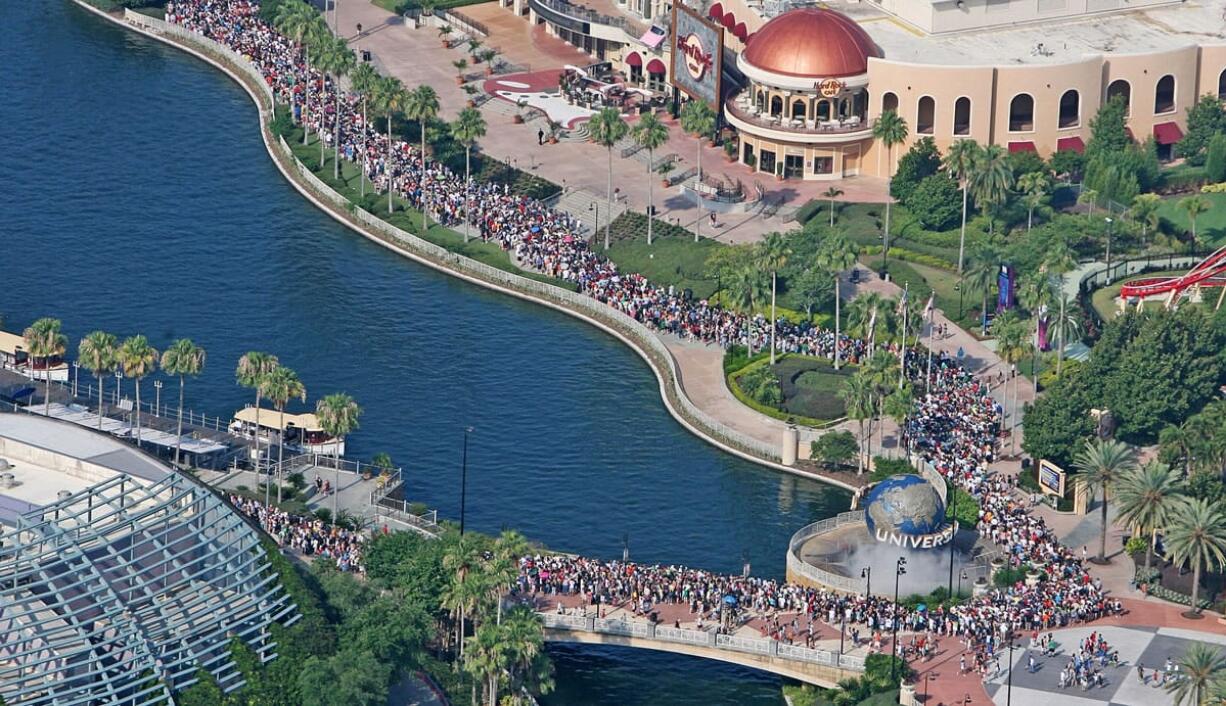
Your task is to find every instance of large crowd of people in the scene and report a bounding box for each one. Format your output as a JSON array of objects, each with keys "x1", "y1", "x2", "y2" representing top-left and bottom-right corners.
[
  {"x1": 170, "y1": 0, "x2": 1124, "y2": 668},
  {"x1": 229, "y1": 493, "x2": 366, "y2": 573}
]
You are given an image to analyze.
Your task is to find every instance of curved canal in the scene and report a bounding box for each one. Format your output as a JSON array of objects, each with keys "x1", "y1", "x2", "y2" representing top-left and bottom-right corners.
[{"x1": 1, "y1": 2, "x2": 849, "y2": 702}]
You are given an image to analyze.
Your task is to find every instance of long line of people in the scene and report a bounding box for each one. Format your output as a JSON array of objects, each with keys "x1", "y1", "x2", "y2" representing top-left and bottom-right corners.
[
  {"x1": 170, "y1": 0, "x2": 1123, "y2": 664},
  {"x1": 229, "y1": 493, "x2": 366, "y2": 573}
]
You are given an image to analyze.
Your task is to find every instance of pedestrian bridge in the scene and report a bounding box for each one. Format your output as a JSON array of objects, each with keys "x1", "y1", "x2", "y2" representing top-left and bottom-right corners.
[{"x1": 539, "y1": 613, "x2": 866, "y2": 687}]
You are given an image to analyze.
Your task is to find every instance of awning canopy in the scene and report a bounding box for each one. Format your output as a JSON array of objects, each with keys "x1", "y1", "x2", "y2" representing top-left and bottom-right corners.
[
  {"x1": 1007, "y1": 141, "x2": 1036, "y2": 154},
  {"x1": 625, "y1": 51, "x2": 642, "y2": 67},
  {"x1": 646, "y1": 58, "x2": 666, "y2": 74},
  {"x1": 733, "y1": 22, "x2": 748, "y2": 40},
  {"x1": 708, "y1": 2, "x2": 722, "y2": 18},
  {"x1": 233, "y1": 406, "x2": 324, "y2": 432},
  {"x1": 1055, "y1": 136, "x2": 1085, "y2": 154},
  {"x1": 1153, "y1": 121, "x2": 1184, "y2": 145},
  {"x1": 722, "y1": 11, "x2": 736, "y2": 29}
]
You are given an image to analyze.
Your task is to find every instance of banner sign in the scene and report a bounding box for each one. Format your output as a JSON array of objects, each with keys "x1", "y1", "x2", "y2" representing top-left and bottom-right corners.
[
  {"x1": 1038, "y1": 459, "x2": 1066, "y2": 497},
  {"x1": 997, "y1": 264, "x2": 1016, "y2": 311},
  {"x1": 670, "y1": 3, "x2": 724, "y2": 109}
]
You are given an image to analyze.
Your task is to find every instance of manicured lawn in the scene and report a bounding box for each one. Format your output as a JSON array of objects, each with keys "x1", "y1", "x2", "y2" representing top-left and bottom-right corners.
[
  {"x1": 1090, "y1": 270, "x2": 1185, "y2": 321},
  {"x1": 777, "y1": 358, "x2": 852, "y2": 421},
  {"x1": 1157, "y1": 192, "x2": 1226, "y2": 246},
  {"x1": 819, "y1": 202, "x2": 974, "y2": 268},
  {"x1": 604, "y1": 213, "x2": 722, "y2": 299}
]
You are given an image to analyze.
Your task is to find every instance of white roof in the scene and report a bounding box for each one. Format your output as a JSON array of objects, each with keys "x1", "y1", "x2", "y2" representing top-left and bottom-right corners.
[
  {"x1": 233, "y1": 406, "x2": 324, "y2": 432},
  {"x1": 0, "y1": 330, "x2": 27, "y2": 356}
]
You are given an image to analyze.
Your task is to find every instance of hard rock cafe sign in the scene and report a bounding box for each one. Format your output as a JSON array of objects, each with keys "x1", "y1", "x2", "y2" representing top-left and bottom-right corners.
[
  {"x1": 680, "y1": 32, "x2": 714, "y2": 81},
  {"x1": 816, "y1": 78, "x2": 846, "y2": 98}
]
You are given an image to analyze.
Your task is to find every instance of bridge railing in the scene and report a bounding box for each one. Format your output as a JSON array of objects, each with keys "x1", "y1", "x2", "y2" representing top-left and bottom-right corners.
[
  {"x1": 540, "y1": 612, "x2": 864, "y2": 671},
  {"x1": 786, "y1": 511, "x2": 868, "y2": 594}
]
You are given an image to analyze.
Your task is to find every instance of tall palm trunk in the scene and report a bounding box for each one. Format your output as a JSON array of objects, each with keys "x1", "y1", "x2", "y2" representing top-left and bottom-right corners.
[
  {"x1": 857, "y1": 419, "x2": 865, "y2": 474},
  {"x1": 1146, "y1": 527, "x2": 1157, "y2": 572},
  {"x1": 97, "y1": 376, "x2": 105, "y2": 429},
  {"x1": 1190, "y1": 562, "x2": 1202, "y2": 613},
  {"x1": 387, "y1": 116, "x2": 394, "y2": 214},
  {"x1": 605, "y1": 146, "x2": 612, "y2": 250},
  {"x1": 277, "y1": 406, "x2": 286, "y2": 502},
  {"x1": 1097, "y1": 491, "x2": 1108, "y2": 561},
  {"x1": 957, "y1": 183, "x2": 968, "y2": 274},
  {"x1": 43, "y1": 358, "x2": 51, "y2": 416},
  {"x1": 134, "y1": 379, "x2": 142, "y2": 444},
  {"x1": 1056, "y1": 296, "x2": 1066, "y2": 377},
  {"x1": 458, "y1": 611, "x2": 466, "y2": 657},
  {"x1": 1027, "y1": 206, "x2": 1034, "y2": 233},
  {"x1": 488, "y1": 674, "x2": 498, "y2": 706},
  {"x1": 175, "y1": 374, "x2": 186, "y2": 465},
  {"x1": 257, "y1": 392, "x2": 269, "y2": 505},
  {"x1": 769, "y1": 272, "x2": 778, "y2": 365},
  {"x1": 647, "y1": 147, "x2": 655, "y2": 246}
]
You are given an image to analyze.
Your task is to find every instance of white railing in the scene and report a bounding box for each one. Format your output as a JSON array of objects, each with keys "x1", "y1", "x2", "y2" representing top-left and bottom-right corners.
[
  {"x1": 653, "y1": 626, "x2": 710, "y2": 646},
  {"x1": 593, "y1": 618, "x2": 651, "y2": 638},
  {"x1": 540, "y1": 613, "x2": 588, "y2": 631},
  {"x1": 120, "y1": 9, "x2": 786, "y2": 467},
  {"x1": 786, "y1": 511, "x2": 869, "y2": 593},
  {"x1": 715, "y1": 633, "x2": 771, "y2": 655}
]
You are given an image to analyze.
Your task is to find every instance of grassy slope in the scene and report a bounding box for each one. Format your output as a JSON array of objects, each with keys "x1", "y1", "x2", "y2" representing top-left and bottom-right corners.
[{"x1": 1157, "y1": 192, "x2": 1226, "y2": 247}]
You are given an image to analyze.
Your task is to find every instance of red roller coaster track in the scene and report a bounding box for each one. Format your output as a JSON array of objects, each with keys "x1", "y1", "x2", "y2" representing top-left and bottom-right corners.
[{"x1": 1118, "y1": 245, "x2": 1226, "y2": 299}]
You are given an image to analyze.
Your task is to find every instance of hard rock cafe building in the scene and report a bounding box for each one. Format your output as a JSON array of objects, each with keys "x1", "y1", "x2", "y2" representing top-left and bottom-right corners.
[{"x1": 501, "y1": 0, "x2": 1226, "y2": 182}]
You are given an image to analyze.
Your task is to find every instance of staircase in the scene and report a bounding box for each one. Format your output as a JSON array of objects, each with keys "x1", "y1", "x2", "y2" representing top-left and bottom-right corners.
[{"x1": 553, "y1": 188, "x2": 628, "y2": 235}]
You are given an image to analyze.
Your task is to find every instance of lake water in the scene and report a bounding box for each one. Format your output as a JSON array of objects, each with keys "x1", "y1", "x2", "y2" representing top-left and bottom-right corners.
[{"x1": 0, "y1": 3, "x2": 850, "y2": 702}]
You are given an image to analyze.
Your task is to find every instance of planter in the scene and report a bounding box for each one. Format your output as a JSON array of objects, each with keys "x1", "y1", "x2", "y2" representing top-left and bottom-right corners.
[
  {"x1": 1024, "y1": 571, "x2": 1042, "y2": 588},
  {"x1": 661, "y1": 179, "x2": 671, "y2": 187},
  {"x1": 548, "y1": 136, "x2": 558, "y2": 144},
  {"x1": 455, "y1": 76, "x2": 465, "y2": 85},
  {"x1": 467, "y1": 100, "x2": 476, "y2": 108},
  {"x1": 513, "y1": 114, "x2": 524, "y2": 124}
]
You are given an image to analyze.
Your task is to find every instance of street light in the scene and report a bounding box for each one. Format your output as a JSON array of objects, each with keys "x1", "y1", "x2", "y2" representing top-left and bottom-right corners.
[
  {"x1": 1006, "y1": 626, "x2": 1016, "y2": 706},
  {"x1": 891, "y1": 556, "x2": 907, "y2": 683},
  {"x1": 861, "y1": 566, "x2": 872, "y2": 597},
  {"x1": 71, "y1": 362, "x2": 79, "y2": 398},
  {"x1": 839, "y1": 605, "x2": 847, "y2": 657},
  {"x1": 957, "y1": 570, "x2": 969, "y2": 598},
  {"x1": 1104, "y1": 217, "x2": 1115, "y2": 281},
  {"x1": 459, "y1": 426, "x2": 474, "y2": 535},
  {"x1": 1010, "y1": 363, "x2": 1019, "y2": 456},
  {"x1": 589, "y1": 202, "x2": 600, "y2": 247},
  {"x1": 153, "y1": 380, "x2": 163, "y2": 418},
  {"x1": 114, "y1": 370, "x2": 122, "y2": 405}
]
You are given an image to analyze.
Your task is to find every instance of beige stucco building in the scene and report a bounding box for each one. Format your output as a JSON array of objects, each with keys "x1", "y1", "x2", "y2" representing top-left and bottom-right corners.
[{"x1": 498, "y1": 0, "x2": 1226, "y2": 181}]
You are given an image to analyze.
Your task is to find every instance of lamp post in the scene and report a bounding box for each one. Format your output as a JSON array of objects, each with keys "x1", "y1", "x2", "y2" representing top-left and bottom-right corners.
[
  {"x1": 1010, "y1": 363, "x2": 1019, "y2": 456},
  {"x1": 72, "y1": 362, "x2": 79, "y2": 398},
  {"x1": 861, "y1": 566, "x2": 872, "y2": 597},
  {"x1": 1007, "y1": 627, "x2": 1016, "y2": 706},
  {"x1": 153, "y1": 379, "x2": 163, "y2": 418},
  {"x1": 589, "y1": 202, "x2": 600, "y2": 247},
  {"x1": 459, "y1": 426, "x2": 473, "y2": 535},
  {"x1": 839, "y1": 606, "x2": 847, "y2": 658},
  {"x1": 891, "y1": 556, "x2": 907, "y2": 683},
  {"x1": 114, "y1": 370, "x2": 122, "y2": 405},
  {"x1": 957, "y1": 570, "x2": 968, "y2": 598},
  {"x1": 955, "y1": 280, "x2": 964, "y2": 319},
  {"x1": 1104, "y1": 217, "x2": 1114, "y2": 281}
]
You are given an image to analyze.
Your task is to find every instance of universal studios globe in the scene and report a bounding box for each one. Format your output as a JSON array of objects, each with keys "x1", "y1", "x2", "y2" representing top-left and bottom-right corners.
[{"x1": 864, "y1": 474, "x2": 946, "y2": 540}]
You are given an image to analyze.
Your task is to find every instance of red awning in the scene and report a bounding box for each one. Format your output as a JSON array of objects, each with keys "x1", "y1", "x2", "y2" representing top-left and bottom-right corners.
[
  {"x1": 1007, "y1": 141, "x2": 1036, "y2": 154},
  {"x1": 1124, "y1": 126, "x2": 1135, "y2": 142},
  {"x1": 1055, "y1": 136, "x2": 1085, "y2": 154},
  {"x1": 646, "y1": 58, "x2": 666, "y2": 75},
  {"x1": 722, "y1": 11, "x2": 736, "y2": 29},
  {"x1": 1153, "y1": 121, "x2": 1184, "y2": 145},
  {"x1": 733, "y1": 22, "x2": 748, "y2": 40},
  {"x1": 708, "y1": 2, "x2": 722, "y2": 18},
  {"x1": 625, "y1": 51, "x2": 642, "y2": 67}
]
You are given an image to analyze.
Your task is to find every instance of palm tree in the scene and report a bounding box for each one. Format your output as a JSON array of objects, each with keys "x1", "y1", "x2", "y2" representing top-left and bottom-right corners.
[
  {"x1": 1167, "y1": 643, "x2": 1226, "y2": 705},
  {"x1": 404, "y1": 84, "x2": 441, "y2": 233},
  {"x1": 450, "y1": 107, "x2": 487, "y2": 243},
  {"x1": 117, "y1": 335, "x2": 158, "y2": 445},
  {"x1": 259, "y1": 366, "x2": 306, "y2": 502},
  {"x1": 970, "y1": 145, "x2": 1014, "y2": 235},
  {"x1": 487, "y1": 529, "x2": 529, "y2": 625},
  {"x1": 500, "y1": 607, "x2": 550, "y2": 701},
  {"x1": 236, "y1": 351, "x2": 280, "y2": 497},
  {"x1": 991, "y1": 311, "x2": 1031, "y2": 453},
  {"x1": 275, "y1": 1, "x2": 325, "y2": 145},
  {"x1": 882, "y1": 384, "x2": 913, "y2": 456},
  {"x1": 465, "y1": 621, "x2": 508, "y2": 706},
  {"x1": 587, "y1": 108, "x2": 629, "y2": 250},
  {"x1": 727, "y1": 266, "x2": 769, "y2": 354},
  {"x1": 871, "y1": 110, "x2": 909, "y2": 269},
  {"x1": 944, "y1": 139, "x2": 982, "y2": 274},
  {"x1": 845, "y1": 292, "x2": 883, "y2": 356},
  {"x1": 838, "y1": 373, "x2": 875, "y2": 474},
  {"x1": 373, "y1": 76, "x2": 407, "y2": 215},
  {"x1": 1167, "y1": 497, "x2": 1226, "y2": 618},
  {"x1": 442, "y1": 533, "x2": 488, "y2": 659},
  {"x1": 631, "y1": 112, "x2": 669, "y2": 246},
  {"x1": 320, "y1": 37, "x2": 355, "y2": 180},
  {"x1": 680, "y1": 100, "x2": 716, "y2": 242},
  {"x1": 316, "y1": 392, "x2": 361, "y2": 519},
  {"x1": 77, "y1": 331, "x2": 117, "y2": 429},
  {"x1": 1017, "y1": 171, "x2": 1050, "y2": 233},
  {"x1": 349, "y1": 62, "x2": 379, "y2": 197},
  {"x1": 1115, "y1": 461, "x2": 1183, "y2": 572},
  {"x1": 759, "y1": 232, "x2": 792, "y2": 365},
  {"x1": 816, "y1": 232, "x2": 859, "y2": 369},
  {"x1": 862, "y1": 349, "x2": 900, "y2": 455},
  {"x1": 23, "y1": 317, "x2": 66, "y2": 416},
  {"x1": 1130, "y1": 193, "x2": 1162, "y2": 242},
  {"x1": 963, "y1": 245, "x2": 1000, "y2": 332},
  {"x1": 160, "y1": 339, "x2": 206, "y2": 466},
  {"x1": 1042, "y1": 235, "x2": 1077, "y2": 276},
  {"x1": 1048, "y1": 291, "x2": 1081, "y2": 378},
  {"x1": 1180, "y1": 195, "x2": 1210, "y2": 244},
  {"x1": 1071, "y1": 438, "x2": 1137, "y2": 563},
  {"x1": 823, "y1": 186, "x2": 843, "y2": 224}
]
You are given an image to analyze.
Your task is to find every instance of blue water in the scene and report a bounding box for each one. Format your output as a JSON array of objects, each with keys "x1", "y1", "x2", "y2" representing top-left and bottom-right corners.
[{"x1": 0, "y1": 3, "x2": 849, "y2": 703}]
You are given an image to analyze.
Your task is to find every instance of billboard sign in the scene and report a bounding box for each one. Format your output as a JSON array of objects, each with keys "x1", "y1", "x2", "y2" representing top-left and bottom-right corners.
[
  {"x1": 1038, "y1": 459, "x2": 1066, "y2": 497},
  {"x1": 670, "y1": 4, "x2": 723, "y2": 109}
]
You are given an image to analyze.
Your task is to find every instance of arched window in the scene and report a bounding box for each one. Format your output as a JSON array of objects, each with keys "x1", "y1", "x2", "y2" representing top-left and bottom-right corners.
[
  {"x1": 917, "y1": 96, "x2": 935, "y2": 134},
  {"x1": 882, "y1": 91, "x2": 898, "y2": 115},
  {"x1": 1058, "y1": 89, "x2": 1080, "y2": 128},
  {"x1": 770, "y1": 95, "x2": 783, "y2": 117},
  {"x1": 1009, "y1": 93, "x2": 1034, "y2": 132},
  {"x1": 953, "y1": 96, "x2": 971, "y2": 135},
  {"x1": 1219, "y1": 69, "x2": 1226, "y2": 100},
  {"x1": 1107, "y1": 79, "x2": 1131, "y2": 116},
  {"x1": 816, "y1": 100, "x2": 832, "y2": 121},
  {"x1": 756, "y1": 90, "x2": 765, "y2": 111},
  {"x1": 1155, "y1": 74, "x2": 1176, "y2": 114},
  {"x1": 792, "y1": 100, "x2": 806, "y2": 119}
]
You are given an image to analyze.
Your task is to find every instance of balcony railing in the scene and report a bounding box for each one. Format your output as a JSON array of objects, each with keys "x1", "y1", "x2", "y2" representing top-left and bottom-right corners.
[
  {"x1": 529, "y1": 0, "x2": 642, "y2": 35},
  {"x1": 725, "y1": 95, "x2": 873, "y2": 136}
]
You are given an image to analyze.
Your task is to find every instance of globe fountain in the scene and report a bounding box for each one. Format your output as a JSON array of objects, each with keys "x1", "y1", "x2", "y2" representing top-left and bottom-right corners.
[{"x1": 786, "y1": 472, "x2": 996, "y2": 597}]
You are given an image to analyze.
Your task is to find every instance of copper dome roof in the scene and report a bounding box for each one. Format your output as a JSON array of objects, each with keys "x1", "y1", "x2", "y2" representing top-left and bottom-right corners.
[{"x1": 742, "y1": 8, "x2": 880, "y2": 78}]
